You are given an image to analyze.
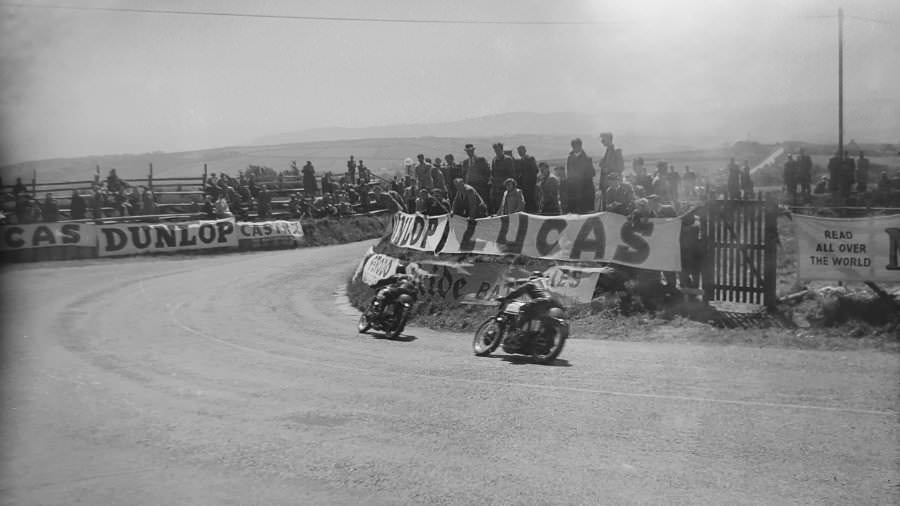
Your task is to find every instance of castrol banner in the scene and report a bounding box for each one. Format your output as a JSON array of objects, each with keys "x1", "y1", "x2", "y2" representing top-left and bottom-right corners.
[
  {"x1": 236, "y1": 220, "x2": 304, "y2": 249},
  {"x1": 97, "y1": 218, "x2": 238, "y2": 257},
  {"x1": 794, "y1": 214, "x2": 900, "y2": 282},
  {"x1": 387, "y1": 211, "x2": 682, "y2": 270},
  {"x1": 0, "y1": 222, "x2": 95, "y2": 251},
  {"x1": 361, "y1": 253, "x2": 401, "y2": 285}
]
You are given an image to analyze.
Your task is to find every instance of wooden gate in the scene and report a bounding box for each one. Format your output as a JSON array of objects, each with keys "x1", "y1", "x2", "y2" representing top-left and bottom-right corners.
[{"x1": 701, "y1": 194, "x2": 778, "y2": 308}]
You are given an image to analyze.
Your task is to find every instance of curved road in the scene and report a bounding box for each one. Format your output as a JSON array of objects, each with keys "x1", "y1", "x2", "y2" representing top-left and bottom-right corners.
[{"x1": 2, "y1": 242, "x2": 898, "y2": 505}]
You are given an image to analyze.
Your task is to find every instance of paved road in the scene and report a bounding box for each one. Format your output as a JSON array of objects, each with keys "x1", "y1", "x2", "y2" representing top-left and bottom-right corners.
[{"x1": 2, "y1": 243, "x2": 898, "y2": 505}]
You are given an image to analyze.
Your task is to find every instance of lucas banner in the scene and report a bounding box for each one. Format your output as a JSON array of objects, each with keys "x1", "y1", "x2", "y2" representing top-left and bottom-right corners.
[
  {"x1": 794, "y1": 214, "x2": 900, "y2": 282},
  {"x1": 0, "y1": 222, "x2": 95, "y2": 251},
  {"x1": 237, "y1": 220, "x2": 304, "y2": 249},
  {"x1": 388, "y1": 211, "x2": 682, "y2": 270},
  {"x1": 97, "y1": 218, "x2": 238, "y2": 257}
]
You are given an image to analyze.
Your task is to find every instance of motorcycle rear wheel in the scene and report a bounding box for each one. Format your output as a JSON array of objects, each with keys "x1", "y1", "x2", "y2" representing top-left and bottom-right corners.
[
  {"x1": 473, "y1": 318, "x2": 503, "y2": 356},
  {"x1": 386, "y1": 312, "x2": 408, "y2": 340},
  {"x1": 531, "y1": 321, "x2": 568, "y2": 364}
]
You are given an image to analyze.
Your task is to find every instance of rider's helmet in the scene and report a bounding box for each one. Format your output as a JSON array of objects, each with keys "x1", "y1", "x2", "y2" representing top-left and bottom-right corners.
[
  {"x1": 395, "y1": 264, "x2": 407, "y2": 275},
  {"x1": 529, "y1": 270, "x2": 544, "y2": 280}
]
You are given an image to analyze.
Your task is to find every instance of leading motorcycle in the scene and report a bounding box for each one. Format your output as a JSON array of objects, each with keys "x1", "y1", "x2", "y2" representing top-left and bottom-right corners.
[
  {"x1": 472, "y1": 298, "x2": 569, "y2": 364},
  {"x1": 358, "y1": 293, "x2": 414, "y2": 339}
]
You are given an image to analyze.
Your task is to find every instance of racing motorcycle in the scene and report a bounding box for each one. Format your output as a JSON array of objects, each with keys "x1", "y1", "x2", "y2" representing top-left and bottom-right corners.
[
  {"x1": 472, "y1": 298, "x2": 569, "y2": 364},
  {"x1": 357, "y1": 293, "x2": 414, "y2": 339}
]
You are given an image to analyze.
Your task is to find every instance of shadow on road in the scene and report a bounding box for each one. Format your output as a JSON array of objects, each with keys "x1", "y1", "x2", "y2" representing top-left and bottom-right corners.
[
  {"x1": 372, "y1": 332, "x2": 417, "y2": 342},
  {"x1": 496, "y1": 355, "x2": 572, "y2": 367}
]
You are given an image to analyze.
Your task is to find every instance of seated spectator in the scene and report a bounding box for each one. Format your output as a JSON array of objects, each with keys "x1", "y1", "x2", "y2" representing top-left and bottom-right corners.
[
  {"x1": 142, "y1": 190, "x2": 158, "y2": 215},
  {"x1": 202, "y1": 194, "x2": 216, "y2": 218},
  {"x1": 214, "y1": 193, "x2": 233, "y2": 218},
  {"x1": 70, "y1": 190, "x2": 86, "y2": 219},
  {"x1": 40, "y1": 193, "x2": 58, "y2": 222}
]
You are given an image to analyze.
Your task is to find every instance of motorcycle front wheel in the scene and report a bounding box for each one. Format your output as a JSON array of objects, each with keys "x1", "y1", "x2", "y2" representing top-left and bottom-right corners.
[
  {"x1": 357, "y1": 313, "x2": 371, "y2": 333},
  {"x1": 473, "y1": 318, "x2": 504, "y2": 356},
  {"x1": 386, "y1": 311, "x2": 408, "y2": 340},
  {"x1": 531, "y1": 320, "x2": 568, "y2": 364}
]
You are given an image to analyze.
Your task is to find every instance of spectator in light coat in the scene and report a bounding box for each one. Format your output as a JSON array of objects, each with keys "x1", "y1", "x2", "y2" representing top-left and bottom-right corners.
[
  {"x1": 451, "y1": 177, "x2": 487, "y2": 219},
  {"x1": 499, "y1": 178, "x2": 525, "y2": 215}
]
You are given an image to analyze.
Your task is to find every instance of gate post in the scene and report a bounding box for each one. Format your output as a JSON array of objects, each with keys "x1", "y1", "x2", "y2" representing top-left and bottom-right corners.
[{"x1": 763, "y1": 192, "x2": 779, "y2": 308}]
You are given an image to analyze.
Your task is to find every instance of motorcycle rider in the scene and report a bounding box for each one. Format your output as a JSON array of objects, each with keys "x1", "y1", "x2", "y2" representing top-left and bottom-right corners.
[
  {"x1": 497, "y1": 271, "x2": 557, "y2": 351},
  {"x1": 368, "y1": 264, "x2": 419, "y2": 317}
]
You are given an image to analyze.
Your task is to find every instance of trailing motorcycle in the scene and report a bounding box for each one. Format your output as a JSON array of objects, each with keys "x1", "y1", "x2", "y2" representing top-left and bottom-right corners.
[
  {"x1": 472, "y1": 298, "x2": 569, "y2": 364},
  {"x1": 358, "y1": 293, "x2": 414, "y2": 339}
]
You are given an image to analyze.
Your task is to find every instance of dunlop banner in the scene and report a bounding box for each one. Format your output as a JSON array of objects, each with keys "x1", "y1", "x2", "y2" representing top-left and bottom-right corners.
[
  {"x1": 236, "y1": 220, "x2": 304, "y2": 249},
  {"x1": 387, "y1": 211, "x2": 682, "y2": 270},
  {"x1": 0, "y1": 222, "x2": 95, "y2": 251},
  {"x1": 389, "y1": 212, "x2": 451, "y2": 252},
  {"x1": 794, "y1": 214, "x2": 900, "y2": 282},
  {"x1": 361, "y1": 253, "x2": 401, "y2": 285},
  {"x1": 97, "y1": 218, "x2": 238, "y2": 257}
]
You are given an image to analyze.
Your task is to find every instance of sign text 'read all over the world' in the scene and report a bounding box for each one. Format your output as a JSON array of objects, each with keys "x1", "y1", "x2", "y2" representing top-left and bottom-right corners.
[
  {"x1": 97, "y1": 218, "x2": 238, "y2": 257},
  {"x1": 388, "y1": 211, "x2": 682, "y2": 271},
  {"x1": 794, "y1": 214, "x2": 900, "y2": 282},
  {"x1": 0, "y1": 222, "x2": 95, "y2": 251}
]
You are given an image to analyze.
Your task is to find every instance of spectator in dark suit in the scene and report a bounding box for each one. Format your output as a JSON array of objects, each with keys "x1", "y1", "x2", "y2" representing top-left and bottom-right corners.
[
  {"x1": 565, "y1": 138, "x2": 595, "y2": 213},
  {"x1": 461, "y1": 143, "x2": 490, "y2": 206},
  {"x1": 490, "y1": 142, "x2": 515, "y2": 215},
  {"x1": 515, "y1": 145, "x2": 539, "y2": 213},
  {"x1": 70, "y1": 190, "x2": 86, "y2": 219},
  {"x1": 537, "y1": 162, "x2": 561, "y2": 215}
]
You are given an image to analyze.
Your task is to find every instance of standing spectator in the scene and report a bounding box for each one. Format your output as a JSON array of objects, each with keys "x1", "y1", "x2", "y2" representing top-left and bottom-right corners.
[
  {"x1": 430, "y1": 157, "x2": 447, "y2": 194},
  {"x1": 856, "y1": 151, "x2": 869, "y2": 193},
  {"x1": 515, "y1": 145, "x2": 539, "y2": 213},
  {"x1": 682, "y1": 166, "x2": 697, "y2": 199},
  {"x1": 451, "y1": 177, "x2": 487, "y2": 218},
  {"x1": 91, "y1": 186, "x2": 104, "y2": 219},
  {"x1": 632, "y1": 158, "x2": 653, "y2": 197},
  {"x1": 726, "y1": 158, "x2": 741, "y2": 199},
  {"x1": 499, "y1": 178, "x2": 525, "y2": 215},
  {"x1": 783, "y1": 154, "x2": 798, "y2": 203},
  {"x1": 41, "y1": 193, "x2": 59, "y2": 222},
  {"x1": 461, "y1": 143, "x2": 491, "y2": 205},
  {"x1": 565, "y1": 138, "x2": 595, "y2": 213},
  {"x1": 258, "y1": 185, "x2": 272, "y2": 218},
  {"x1": 347, "y1": 155, "x2": 357, "y2": 184},
  {"x1": 442, "y1": 154, "x2": 463, "y2": 203},
  {"x1": 667, "y1": 164, "x2": 681, "y2": 204},
  {"x1": 70, "y1": 190, "x2": 86, "y2": 219},
  {"x1": 598, "y1": 132, "x2": 623, "y2": 208},
  {"x1": 357, "y1": 160, "x2": 370, "y2": 184},
  {"x1": 12, "y1": 177, "x2": 27, "y2": 196},
  {"x1": 107, "y1": 169, "x2": 123, "y2": 194},
  {"x1": 414, "y1": 154, "x2": 434, "y2": 189},
  {"x1": 679, "y1": 213, "x2": 702, "y2": 290},
  {"x1": 554, "y1": 166, "x2": 569, "y2": 213},
  {"x1": 302, "y1": 161, "x2": 317, "y2": 195},
  {"x1": 841, "y1": 151, "x2": 855, "y2": 202},
  {"x1": 740, "y1": 162, "x2": 754, "y2": 199},
  {"x1": 289, "y1": 161, "x2": 300, "y2": 177},
  {"x1": 652, "y1": 162, "x2": 671, "y2": 203},
  {"x1": 537, "y1": 162, "x2": 561, "y2": 215},
  {"x1": 489, "y1": 142, "x2": 515, "y2": 215},
  {"x1": 827, "y1": 151, "x2": 842, "y2": 202},
  {"x1": 797, "y1": 148, "x2": 813, "y2": 201}
]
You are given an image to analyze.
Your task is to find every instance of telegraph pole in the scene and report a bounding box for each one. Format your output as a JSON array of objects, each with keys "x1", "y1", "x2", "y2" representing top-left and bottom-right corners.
[{"x1": 838, "y1": 7, "x2": 844, "y2": 159}]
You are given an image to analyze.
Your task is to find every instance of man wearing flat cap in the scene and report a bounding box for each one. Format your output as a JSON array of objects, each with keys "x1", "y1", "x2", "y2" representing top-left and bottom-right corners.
[{"x1": 461, "y1": 143, "x2": 490, "y2": 207}]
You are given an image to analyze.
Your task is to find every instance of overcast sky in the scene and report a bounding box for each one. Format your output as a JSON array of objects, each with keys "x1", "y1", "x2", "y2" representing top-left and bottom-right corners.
[{"x1": 1, "y1": 0, "x2": 897, "y2": 164}]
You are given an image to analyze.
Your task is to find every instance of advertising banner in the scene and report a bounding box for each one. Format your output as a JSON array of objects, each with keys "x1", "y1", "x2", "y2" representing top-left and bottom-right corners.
[
  {"x1": 388, "y1": 212, "x2": 451, "y2": 252},
  {"x1": 794, "y1": 214, "x2": 900, "y2": 282},
  {"x1": 236, "y1": 220, "x2": 304, "y2": 249},
  {"x1": 543, "y1": 266, "x2": 601, "y2": 304},
  {"x1": 387, "y1": 211, "x2": 682, "y2": 270},
  {"x1": 0, "y1": 222, "x2": 95, "y2": 251},
  {"x1": 361, "y1": 253, "x2": 401, "y2": 286},
  {"x1": 409, "y1": 260, "x2": 528, "y2": 304},
  {"x1": 97, "y1": 218, "x2": 238, "y2": 257}
]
